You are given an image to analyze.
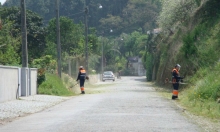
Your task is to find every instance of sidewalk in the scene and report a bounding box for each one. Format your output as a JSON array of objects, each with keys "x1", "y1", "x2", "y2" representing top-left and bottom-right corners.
[{"x1": 0, "y1": 95, "x2": 70, "y2": 124}]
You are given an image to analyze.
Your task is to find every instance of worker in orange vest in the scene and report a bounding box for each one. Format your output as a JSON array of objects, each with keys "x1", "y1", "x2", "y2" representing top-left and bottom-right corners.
[
  {"x1": 171, "y1": 64, "x2": 184, "y2": 99},
  {"x1": 76, "y1": 66, "x2": 87, "y2": 94}
]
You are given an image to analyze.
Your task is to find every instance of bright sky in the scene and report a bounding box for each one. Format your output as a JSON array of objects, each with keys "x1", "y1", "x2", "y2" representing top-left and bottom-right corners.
[{"x1": 0, "y1": 0, "x2": 6, "y2": 4}]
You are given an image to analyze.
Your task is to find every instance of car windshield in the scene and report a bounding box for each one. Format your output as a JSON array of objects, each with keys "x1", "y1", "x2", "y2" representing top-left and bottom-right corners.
[{"x1": 103, "y1": 72, "x2": 112, "y2": 75}]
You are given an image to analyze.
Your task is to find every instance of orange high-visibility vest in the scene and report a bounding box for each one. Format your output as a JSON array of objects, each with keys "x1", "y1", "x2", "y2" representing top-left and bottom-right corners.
[
  {"x1": 80, "y1": 69, "x2": 86, "y2": 73},
  {"x1": 172, "y1": 68, "x2": 179, "y2": 83},
  {"x1": 79, "y1": 69, "x2": 86, "y2": 79}
]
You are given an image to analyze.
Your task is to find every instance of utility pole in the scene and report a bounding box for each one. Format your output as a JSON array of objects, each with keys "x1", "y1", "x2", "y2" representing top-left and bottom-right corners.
[
  {"x1": 21, "y1": 0, "x2": 28, "y2": 67},
  {"x1": 101, "y1": 36, "x2": 104, "y2": 74},
  {"x1": 85, "y1": 6, "x2": 88, "y2": 73},
  {"x1": 21, "y1": 0, "x2": 28, "y2": 96},
  {"x1": 56, "y1": 0, "x2": 61, "y2": 78}
]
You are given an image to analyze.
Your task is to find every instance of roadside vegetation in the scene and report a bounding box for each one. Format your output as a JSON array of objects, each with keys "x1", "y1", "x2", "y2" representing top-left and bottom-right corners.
[
  {"x1": 179, "y1": 13, "x2": 220, "y2": 120},
  {"x1": 38, "y1": 73, "x2": 74, "y2": 96},
  {"x1": 147, "y1": 0, "x2": 220, "y2": 120},
  {"x1": 180, "y1": 63, "x2": 220, "y2": 119}
]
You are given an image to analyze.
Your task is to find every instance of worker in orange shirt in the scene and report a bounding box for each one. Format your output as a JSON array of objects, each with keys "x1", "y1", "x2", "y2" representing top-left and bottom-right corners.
[
  {"x1": 171, "y1": 64, "x2": 184, "y2": 99},
  {"x1": 76, "y1": 66, "x2": 87, "y2": 94}
]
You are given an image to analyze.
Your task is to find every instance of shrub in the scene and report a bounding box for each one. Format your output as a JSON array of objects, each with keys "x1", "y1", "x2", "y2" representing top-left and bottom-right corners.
[
  {"x1": 37, "y1": 68, "x2": 46, "y2": 86},
  {"x1": 188, "y1": 63, "x2": 220, "y2": 101},
  {"x1": 31, "y1": 55, "x2": 57, "y2": 86}
]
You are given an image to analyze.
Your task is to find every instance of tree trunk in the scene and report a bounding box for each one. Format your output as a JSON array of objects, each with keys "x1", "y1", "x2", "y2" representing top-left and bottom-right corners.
[{"x1": 68, "y1": 58, "x2": 71, "y2": 76}]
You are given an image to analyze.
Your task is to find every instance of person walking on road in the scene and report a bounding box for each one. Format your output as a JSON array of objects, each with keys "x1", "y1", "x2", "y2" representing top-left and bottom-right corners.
[
  {"x1": 117, "y1": 70, "x2": 121, "y2": 79},
  {"x1": 76, "y1": 66, "x2": 87, "y2": 94},
  {"x1": 171, "y1": 64, "x2": 184, "y2": 99}
]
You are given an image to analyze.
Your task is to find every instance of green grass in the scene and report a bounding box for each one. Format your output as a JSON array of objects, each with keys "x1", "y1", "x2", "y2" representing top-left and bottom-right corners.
[
  {"x1": 38, "y1": 73, "x2": 74, "y2": 96},
  {"x1": 180, "y1": 91, "x2": 220, "y2": 119},
  {"x1": 179, "y1": 62, "x2": 220, "y2": 119}
]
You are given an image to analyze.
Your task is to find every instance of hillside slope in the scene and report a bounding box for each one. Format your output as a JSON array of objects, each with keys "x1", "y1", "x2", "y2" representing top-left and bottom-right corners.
[
  {"x1": 152, "y1": 0, "x2": 220, "y2": 85},
  {"x1": 150, "y1": 0, "x2": 220, "y2": 119}
]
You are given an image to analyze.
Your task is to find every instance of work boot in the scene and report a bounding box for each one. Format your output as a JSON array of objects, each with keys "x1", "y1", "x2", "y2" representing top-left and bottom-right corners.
[
  {"x1": 172, "y1": 95, "x2": 176, "y2": 100},
  {"x1": 81, "y1": 91, "x2": 85, "y2": 94}
]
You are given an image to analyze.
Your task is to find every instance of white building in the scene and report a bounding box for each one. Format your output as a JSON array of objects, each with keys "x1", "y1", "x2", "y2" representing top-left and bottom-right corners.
[{"x1": 128, "y1": 57, "x2": 146, "y2": 76}]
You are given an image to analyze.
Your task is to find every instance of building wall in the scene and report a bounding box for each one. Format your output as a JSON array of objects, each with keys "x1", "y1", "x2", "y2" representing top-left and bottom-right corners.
[
  {"x1": 130, "y1": 58, "x2": 146, "y2": 76},
  {"x1": 29, "y1": 68, "x2": 37, "y2": 95},
  {"x1": 0, "y1": 66, "x2": 19, "y2": 103},
  {"x1": 0, "y1": 66, "x2": 37, "y2": 103}
]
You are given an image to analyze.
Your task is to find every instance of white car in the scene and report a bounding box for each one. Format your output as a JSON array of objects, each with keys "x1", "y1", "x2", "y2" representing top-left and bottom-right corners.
[{"x1": 102, "y1": 71, "x2": 115, "y2": 82}]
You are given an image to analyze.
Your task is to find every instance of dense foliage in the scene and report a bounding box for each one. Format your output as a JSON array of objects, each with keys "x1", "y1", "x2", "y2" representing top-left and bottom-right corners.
[
  {"x1": 46, "y1": 17, "x2": 85, "y2": 57},
  {"x1": 0, "y1": 7, "x2": 46, "y2": 64},
  {"x1": 0, "y1": 21, "x2": 20, "y2": 65},
  {"x1": 158, "y1": 0, "x2": 197, "y2": 31},
  {"x1": 4, "y1": 0, "x2": 161, "y2": 36},
  {"x1": 2, "y1": 0, "x2": 162, "y2": 77}
]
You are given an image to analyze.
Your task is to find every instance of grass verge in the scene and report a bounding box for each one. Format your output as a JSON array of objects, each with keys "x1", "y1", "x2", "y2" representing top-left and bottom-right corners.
[
  {"x1": 38, "y1": 73, "x2": 74, "y2": 96},
  {"x1": 179, "y1": 62, "x2": 220, "y2": 119},
  {"x1": 156, "y1": 63, "x2": 220, "y2": 119},
  {"x1": 179, "y1": 89, "x2": 220, "y2": 119}
]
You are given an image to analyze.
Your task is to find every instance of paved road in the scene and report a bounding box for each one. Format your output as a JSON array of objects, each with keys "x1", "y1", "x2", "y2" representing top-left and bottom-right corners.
[{"x1": 0, "y1": 76, "x2": 202, "y2": 132}]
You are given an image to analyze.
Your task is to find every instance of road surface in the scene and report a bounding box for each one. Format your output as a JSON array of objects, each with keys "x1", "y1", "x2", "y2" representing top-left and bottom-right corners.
[{"x1": 0, "y1": 76, "x2": 202, "y2": 132}]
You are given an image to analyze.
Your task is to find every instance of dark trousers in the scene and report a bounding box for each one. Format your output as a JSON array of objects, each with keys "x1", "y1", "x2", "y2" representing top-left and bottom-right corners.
[
  {"x1": 172, "y1": 83, "x2": 179, "y2": 99},
  {"x1": 80, "y1": 79, "x2": 85, "y2": 87},
  {"x1": 173, "y1": 83, "x2": 179, "y2": 90}
]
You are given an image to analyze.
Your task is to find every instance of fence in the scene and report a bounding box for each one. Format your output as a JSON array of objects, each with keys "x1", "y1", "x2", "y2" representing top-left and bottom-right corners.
[{"x1": 0, "y1": 65, "x2": 37, "y2": 103}]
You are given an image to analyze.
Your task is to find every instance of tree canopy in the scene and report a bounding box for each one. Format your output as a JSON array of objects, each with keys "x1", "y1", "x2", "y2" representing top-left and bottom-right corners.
[
  {"x1": 4, "y1": 0, "x2": 161, "y2": 35},
  {"x1": 0, "y1": 7, "x2": 46, "y2": 64}
]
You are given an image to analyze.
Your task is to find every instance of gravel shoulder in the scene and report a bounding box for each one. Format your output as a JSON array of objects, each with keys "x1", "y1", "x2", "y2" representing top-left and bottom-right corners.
[{"x1": 0, "y1": 95, "x2": 70, "y2": 125}]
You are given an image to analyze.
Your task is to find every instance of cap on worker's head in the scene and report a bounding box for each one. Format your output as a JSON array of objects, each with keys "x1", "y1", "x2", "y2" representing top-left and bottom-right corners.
[
  {"x1": 175, "y1": 64, "x2": 181, "y2": 68},
  {"x1": 79, "y1": 66, "x2": 83, "y2": 68}
]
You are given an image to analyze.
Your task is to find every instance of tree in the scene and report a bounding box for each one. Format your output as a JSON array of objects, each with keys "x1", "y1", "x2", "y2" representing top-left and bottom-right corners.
[
  {"x1": 0, "y1": 20, "x2": 20, "y2": 65},
  {"x1": 99, "y1": 0, "x2": 160, "y2": 35},
  {"x1": 4, "y1": 0, "x2": 160, "y2": 36},
  {"x1": 135, "y1": 34, "x2": 148, "y2": 56},
  {"x1": 88, "y1": 27, "x2": 99, "y2": 54},
  {"x1": 46, "y1": 17, "x2": 84, "y2": 58},
  {"x1": 0, "y1": 7, "x2": 46, "y2": 62}
]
